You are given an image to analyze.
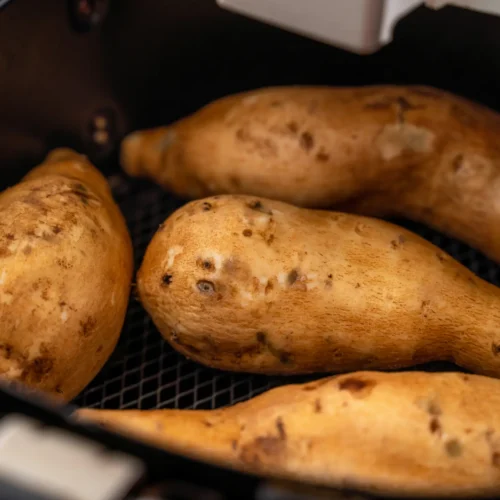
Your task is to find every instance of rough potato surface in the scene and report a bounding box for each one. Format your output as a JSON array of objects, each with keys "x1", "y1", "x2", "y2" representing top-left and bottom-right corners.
[
  {"x1": 138, "y1": 195, "x2": 500, "y2": 377},
  {"x1": 79, "y1": 371, "x2": 500, "y2": 498},
  {"x1": 121, "y1": 85, "x2": 500, "y2": 263},
  {"x1": 0, "y1": 149, "x2": 133, "y2": 400}
]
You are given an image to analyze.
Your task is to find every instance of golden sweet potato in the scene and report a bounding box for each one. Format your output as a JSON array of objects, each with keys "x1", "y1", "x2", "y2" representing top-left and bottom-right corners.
[
  {"x1": 121, "y1": 85, "x2": 500, "y2": 263},
  {"x1": 0, "y1": 149, "x2": 133, "y2": 400},
  {"x1": 78, "y1": 371, "x2": 500, "y2": 498},
  {"x1": 137, "y1": 194, "x2": 500, "y2": 377}
]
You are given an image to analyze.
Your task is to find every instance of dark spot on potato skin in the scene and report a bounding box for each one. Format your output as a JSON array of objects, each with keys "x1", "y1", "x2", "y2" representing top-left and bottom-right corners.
[
  {"x1": 338, "y1": 377, "x2": 376, "y2": 397},
  {"x1": 23, "y1": 245, "x2": 32, "y2": 255},
  {"x1": 300, "y1": 132, "x2": 314, "y2": 151},
  {"x1": 203, "y1": 420, "x2": 214, "y2": 428},
  {"x1": 430, "y1": 418, "x2": 441, "y2": 434},
  {"x1": 276, "y1": 417, "x2": 286, "y2": 440},
  {"x1": 52, "y1": 225, "x2": 62, "y2": 234},
  {"x1": 21, "y1": 356, "x2": 54, "y2": 384},
  {"x1": 316, "y1": 150, "x2": 329, "y2": 162},
  {"x1": 287, "y1": 122, "x2": 298, "y2": 134},
  {"x1": 70, "y1": 183, "x2": 91, "y2": 205},
  {"x1": 197, "y1": 258, "x2": 215, "y2": 271},
  {"x1": 355, "y1": 283, "x2": 361, "y2": 289},
  {"x1": 247, "y1": 200, "x2": 272, "y2": 215},
  {"x1": 197, "y1": 280, "x2": 216, "y2": 295},
  {"x1": 427, "y1": 401, "x2": 442, "y2": 416},
  {"x1": 0, "y1": 247, "x2": 11, "y2": 258},
  {"x1": 80, "y1": 316, "x2": 97, "y2": 337},
  {"x1": 492, "y1": 343, "x2": 500, "y2": 356},
  {"x1": 436, "y1": 252, "x2": 446, "y2": 263},
  {"x1": 314, "y1": 399, "x2": 322, "y2": 413},
  {"x1": 287, "y1": 269, "x2": 299, "y2": 286},
  {"x1": 55, "y1": 385, "x2": 63, "y2": 394},
  {"x1": 162, "y1": 274, "x2": 173, "y2": 286},
  {"x1": 255, "y1": 332, "x2": 292, "y2": 364},
  {"x1": 453, "y1": 154, "x2": 464, "y2": 173},
  {"x1": 96, "y1": 345, "x2": 103, "y2": 353},
  {"x1": 256, "y1": 332, "x2": 267, "y2": 344},
  {"x1": 243, "y1": 229, "x2": 253, "y2": 237},
  {"x1": 6, "y1": 233, "x2": 14, "y2": 240},
  {"x1": 492, "y1": 452, "x2": 500, "y2": 468},
  {"x1": 445, "y1": 439, "x2": 463, "y2": 457},
  {"x1": 265, "y1": 281, "x2": 273, "y2": 295},
  {"x1": 0, "y1": 343, "x2": 13, "y2": 359},
  {"x1": 202, "y1": 202, "x2": 212, "y2": 211}
]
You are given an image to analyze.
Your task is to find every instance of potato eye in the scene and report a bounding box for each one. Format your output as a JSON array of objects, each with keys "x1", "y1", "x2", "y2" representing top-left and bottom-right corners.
[{"x1": 197, "y1": 280, "x2": 215, "y2": 295}]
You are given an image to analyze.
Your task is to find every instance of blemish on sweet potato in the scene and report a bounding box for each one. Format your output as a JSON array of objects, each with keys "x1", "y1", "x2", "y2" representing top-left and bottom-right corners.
[
  {"x1": 316, "y1": 150, "x2": 329, "y2": 162},
  {"x1": 427, "y1": 400, "x2": 442, "y2": 416},
  {"x1": 436, "y1": 252, "x2": 446, "y2": 263},
  {"x1": 453, "y1": 154, "x2": 464, "y2": 173},
  {"x1": 22, "y1": 356, "x2": 54, "y2": 383},
  {"x1": 247, "y1": 200, "x2": 273, "y2": 215},
  {"x1": 314, "y1": 399, "x2": 322, "y2": 413},
  {"x1": 300, "y1": 132, "x2": 314, "y2": 152},
  {"x1": 80, "y1": 316, "x2": 97, "y2": 337},
  {"x1": 256, "y1": 332, "x2": 267, "y2": 343},
  {"x1": 445, "y1": 439, "x2": 463, "y2": 457},
  {"x1": 430, "y1": 418, "x2": 441, "y2": 434},
  {"x1": 276, "y1": 417, "x2": 286, "y2": 440},
  {"x1": 162, "y1": 274, "x2": 173, "y2": 286},
  {"x1": 287, "y1": 269, "x2": 299, "y2": 286},
  {"x1": 0, "y1": 343, "x2": 13, "y2": 359},
  {"x1": 197, "y1": 258, "x2": 215, "y2": 271},
  {"x1": 197, "y1": 280, "x2": 216, "y2": 295},
  {"x1": 491, "y1": 343, "x2": 500, "y2": 356},
  {"x1": 338, "y1": 377, "x2": 376, "y2": 397},
  {"x1": 243, "y1": 229, "x2": 253, "y2": 237}
]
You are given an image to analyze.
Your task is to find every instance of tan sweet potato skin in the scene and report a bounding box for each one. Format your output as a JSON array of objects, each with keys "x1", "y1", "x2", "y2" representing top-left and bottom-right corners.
[
  {"x1": 137, "y1": 195, "x2": 500, "y2": 377},
  {"x1": 0, "y1": 149, "x2": 133, "y2": 400},
  {"x1": 78, "y1": 371, "x2": 500, "y2": 498},
  {"x1": 121, "y1": 85, "x2": 500, "y2": 263}
]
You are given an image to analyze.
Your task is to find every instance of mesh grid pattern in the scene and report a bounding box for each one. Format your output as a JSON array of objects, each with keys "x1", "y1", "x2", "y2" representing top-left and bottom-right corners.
[{"x1": 74, "y1": 175, "x2": 500, "y2": 410}]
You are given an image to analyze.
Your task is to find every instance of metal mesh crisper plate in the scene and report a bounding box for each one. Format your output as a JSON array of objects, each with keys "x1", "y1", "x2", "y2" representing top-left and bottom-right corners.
[{"x1": 74, "y1": 174, "x2": 500, "y2": 410}]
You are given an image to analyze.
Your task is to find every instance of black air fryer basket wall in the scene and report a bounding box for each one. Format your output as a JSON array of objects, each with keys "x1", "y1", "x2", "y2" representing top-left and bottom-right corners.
[{"x1": 2, "y1": 1, "x2": 500, "y2": 498}]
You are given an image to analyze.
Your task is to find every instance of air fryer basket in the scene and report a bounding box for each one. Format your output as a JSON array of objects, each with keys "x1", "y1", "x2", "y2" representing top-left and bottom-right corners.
[{"x1": 74, "y1": 174, "x2": 500, "y2": 411}]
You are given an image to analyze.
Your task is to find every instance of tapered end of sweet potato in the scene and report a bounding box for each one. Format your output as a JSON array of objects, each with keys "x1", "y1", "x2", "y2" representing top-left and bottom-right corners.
[{"x1": 120, "y1": 127, "x2": 174, "y2": 179}]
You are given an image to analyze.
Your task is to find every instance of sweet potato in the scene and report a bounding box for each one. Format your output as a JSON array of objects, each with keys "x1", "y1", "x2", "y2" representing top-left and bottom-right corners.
[
  {"x1": 137, "y1": 194, "x2": 500, "y2": 377},
  {"x1": 121, "y1": 85, "x2": 500, "y2": 263},
  {"x1": 0, "y1": 149, "x2": 133, "y2": 400},
  {"x1": 78, "y1": 371, "x2": 500, "y2": 498}
]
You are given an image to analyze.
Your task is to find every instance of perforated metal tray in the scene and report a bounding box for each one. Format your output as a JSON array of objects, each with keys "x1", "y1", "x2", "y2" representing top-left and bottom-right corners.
[{"x1": 74, "y1": 174, "x2": 500, "y2": 410}]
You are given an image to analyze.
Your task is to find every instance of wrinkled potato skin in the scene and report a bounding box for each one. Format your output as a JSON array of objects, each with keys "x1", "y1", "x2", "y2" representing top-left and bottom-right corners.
[
  {"x1": 138, "y1": 195, "x2": 500, "y2": 377},
  {"x1": 79, "y1": 371, "x2": 500, "y2": 498},
  {"x1": 0, "y1": 149, "x2": 133, "y2": 400},
  {"x1": 121, "y1": 85, "x2": 500, "y2": 263}
]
